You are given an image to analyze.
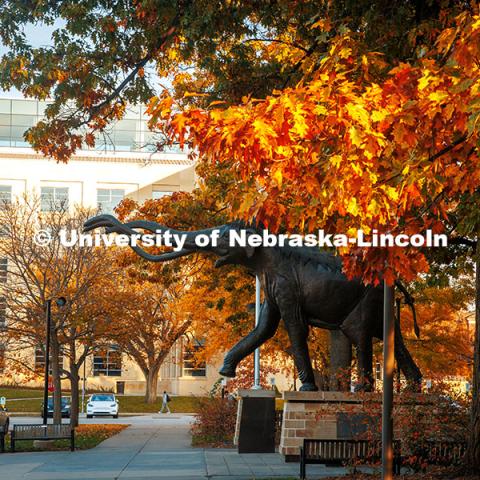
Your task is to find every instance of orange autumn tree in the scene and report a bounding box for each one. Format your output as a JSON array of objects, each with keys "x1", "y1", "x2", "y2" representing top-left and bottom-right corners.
[
  {"x1": 399, "y1": 286, "x2": 473, "y2": 380},
  {"x1": 106, "y1": 276, "x2": 192, "y2": 404},
  {"x1": 150, "y1": 13, "x2": 480, "y2": 282},
  {"x1": 147, "y1": 11, "x2": 480, "y2": 470},
  {"x1": 1, "y1": 1, "x2": 462, "y2": 162}
]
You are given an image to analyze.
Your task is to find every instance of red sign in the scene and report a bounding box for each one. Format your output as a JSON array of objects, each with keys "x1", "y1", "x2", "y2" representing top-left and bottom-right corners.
[{"x1": 48, "y1": 381, "x2": 54, "y2": 393}]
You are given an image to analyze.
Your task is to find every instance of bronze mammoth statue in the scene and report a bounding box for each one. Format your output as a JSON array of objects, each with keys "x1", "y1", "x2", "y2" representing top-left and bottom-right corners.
[{"x1": 84, "y1": 215, "x2": 421, "y2": 391}]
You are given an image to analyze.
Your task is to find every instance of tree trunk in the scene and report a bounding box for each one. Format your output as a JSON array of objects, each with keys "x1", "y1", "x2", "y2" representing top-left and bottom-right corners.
[
  {"x1": 69, "y1": 365, "x2": 80, "y2": 427},
  {"x1": 144, "y1": 366, "x2": 160, "y2": 404},
  {"x1": 329, "y1": 330, "x2": 352, "y2": 391},
  {"x1": 466, "y1": 240, "x2": 480, "y2": 473},
  {"x1": 50, "y1": 336, "x2": 63, "y2": 425}
]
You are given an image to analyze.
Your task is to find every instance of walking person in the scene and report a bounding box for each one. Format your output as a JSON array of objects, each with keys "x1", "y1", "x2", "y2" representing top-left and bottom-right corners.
[{"x1": 159, "y1": 390, "x2": 171, "y2": 414}]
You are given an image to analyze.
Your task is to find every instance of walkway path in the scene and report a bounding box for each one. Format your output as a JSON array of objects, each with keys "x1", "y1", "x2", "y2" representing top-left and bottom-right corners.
[{"x1": 1, "y1": 414, "x2": 361, "y2": 479}]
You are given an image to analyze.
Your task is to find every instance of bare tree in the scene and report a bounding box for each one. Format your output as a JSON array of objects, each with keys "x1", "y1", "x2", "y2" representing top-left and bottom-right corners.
[{"x1": 0, "y1": 195, "x2": 117, "y2": 425}]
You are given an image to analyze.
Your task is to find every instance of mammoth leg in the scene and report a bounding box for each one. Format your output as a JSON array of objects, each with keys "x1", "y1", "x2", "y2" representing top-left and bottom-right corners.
[
  {"x1": 354, "y1": 338, "x2": 374, "y2": 392},
  {"x1": 219, "y1": 300, "x2": 280, "y2": 378},
  {"x1": 341, "y1": 287, "x2": 382, "y2": 392},
  {"x1": 330, "y1": 330, "x2": 352, "y2": 392},
  {"x1": 395, "y1": 320, "x2": 422, "y2": 391},
  {"x1": 280, "y1": 307, "x2": 317, "y2": 391}
]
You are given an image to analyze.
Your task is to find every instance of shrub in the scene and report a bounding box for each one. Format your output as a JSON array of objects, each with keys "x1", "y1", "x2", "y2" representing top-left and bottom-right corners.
[
  {"x1": 352, "y1": 384, "x2": 470, "y2": 473},
  {"x1": 190, "y1": 397, "x2": 237, "y2": 447}
]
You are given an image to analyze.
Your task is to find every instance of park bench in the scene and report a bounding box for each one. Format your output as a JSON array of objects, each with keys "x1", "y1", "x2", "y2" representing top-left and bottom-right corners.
[
  {"x1": 299, "y1": 438, "x2": 402, "y2": 479},
  {"x1": 0, "y1": 414, "x2": 9, "y2": 453},
  {"x1": 10, "y1": 424, "x2": 74, "y2": 452},
  {"x1": 410, "y1": 440, "x2": 467, "y2": 471}
]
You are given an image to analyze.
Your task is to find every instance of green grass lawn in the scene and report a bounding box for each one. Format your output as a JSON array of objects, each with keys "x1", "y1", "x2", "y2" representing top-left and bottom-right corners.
[
  {"x1": 0, "y1": 387, "x2": 48, "y2": 399},
  {"x1": 0, "y1": 386, "x2": 202, "y2": 414},
  {"x1": 0, "y1": 386, "x2": 283, "y2": 414},
  {"x1": 3, "y1": 424, "x2": 128, "y2": 452}
]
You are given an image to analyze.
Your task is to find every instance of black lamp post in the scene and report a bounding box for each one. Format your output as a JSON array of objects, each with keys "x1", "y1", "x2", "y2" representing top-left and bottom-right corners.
[{"x1": 42, "y1": 297, "x2": 67, "y2": 425}]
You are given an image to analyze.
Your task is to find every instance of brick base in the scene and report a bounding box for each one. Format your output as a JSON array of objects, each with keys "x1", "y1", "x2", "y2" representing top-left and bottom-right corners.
[
  {"x1": 279, "y1": 391, "x2": 378, "y2": 456},
  {"x1": 279, "y1": 391, "x2": 432, "y2": 457}
]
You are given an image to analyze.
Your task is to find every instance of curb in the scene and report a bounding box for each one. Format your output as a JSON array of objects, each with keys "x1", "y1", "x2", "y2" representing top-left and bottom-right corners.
[{"x1": 6, "y1": 412, "x2": 198, "y2": 417}]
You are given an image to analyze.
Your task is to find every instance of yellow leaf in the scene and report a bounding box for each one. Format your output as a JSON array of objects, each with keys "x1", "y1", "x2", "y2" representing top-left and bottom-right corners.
[
  {"x1": 183, "y1": 92, "x2": 209, "y2": 98},
  {"x1": 428, "y1": 91, "x2": 449, "y2": 103},
  {"x1": 330, "y1": 154, "x2": 342, "y2": 167},
  {"x1": 346, "y1": 197, "x2": 360, "y2": 216},
  {"x1": 314, "y1": 105, "x2": 328, "y2": 115},
  {"x1": 272, "y1": 169, "x2": 283, "y2": 187},
  {"x1": 371, "y1": 110, "x2": 387, "y2": 122},
  {"x1": 384, "y1": 186, "x2": 399, "y2": 201},
  {"x1": 349, "y1": 126, "x2": 363, "y2": 147},
  {"x1": 346, "y1": 104, "x2": 370, "y2": 127},
  {"x1": 418, "y1": 74, "x2": 431, "y2": 90}
]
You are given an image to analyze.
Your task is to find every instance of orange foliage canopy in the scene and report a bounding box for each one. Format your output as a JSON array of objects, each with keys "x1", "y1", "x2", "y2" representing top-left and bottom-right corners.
[
  {"x1": 148, "y1": 11, "x2": 480, "y2": 285},
  {"x1": 396, "y1": 287, "x2": 473, "y2": 379}
]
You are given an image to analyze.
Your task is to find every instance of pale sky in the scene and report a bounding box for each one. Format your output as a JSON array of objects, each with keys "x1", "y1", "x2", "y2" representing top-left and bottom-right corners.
[
  {"x1": 0, "y1": 20, "x2": 167, "y2": 100},
  {"x1": 0, "y1": 21, "x2": 61, "y2": 98}
]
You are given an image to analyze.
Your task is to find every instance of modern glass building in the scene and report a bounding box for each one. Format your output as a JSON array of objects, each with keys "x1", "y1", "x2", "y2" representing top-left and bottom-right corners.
[{"x1": 0, "y1": 97, "x2": 181, "y2": 153}]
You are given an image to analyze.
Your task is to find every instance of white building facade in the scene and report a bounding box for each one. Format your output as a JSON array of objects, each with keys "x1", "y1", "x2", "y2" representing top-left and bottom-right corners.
[{"x1": 0, "y1": 97, "x2": 226, "y2": 396}]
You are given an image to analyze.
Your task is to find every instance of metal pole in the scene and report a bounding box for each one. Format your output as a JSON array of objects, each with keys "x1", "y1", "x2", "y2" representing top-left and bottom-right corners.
[
  {"x1": 395, "y1": 298, "x2": 401, "y2": 394},
  {"x1": 43, "y1": 299, "x2": 52, "y2": 426},
  {"x1": 81, "y1": 359, "x2": 86, "y2": 414},
  {"x1": 382, "y1": 282, "x2": 395, "y2": 480},
  {"x1": 253, "y1": 275, "x2": 261, "y2": 389}
]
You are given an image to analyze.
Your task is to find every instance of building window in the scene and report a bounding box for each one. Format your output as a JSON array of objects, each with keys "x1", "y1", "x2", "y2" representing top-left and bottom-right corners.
[
  {"x1": 160, "y1": 341, "x2": 182, "y2": 379},
  {"x1": 0, "y1": 296, "x2": 5, "y2": 330},
  {"x1": 0, "y1": 258, "x2": 7, "y2": 283},
  {"x1": 0, "y1": 185, "x2": 11, "y2": 206},
  {"x1": 0, "y1": 225, "x2": 9, "y2": 237},
  {"x1": 34, "y1": 346, "x2": 64, "y2": 374},
  {"x1": 152, "y1": 191, "x2": 173, "y2": 199},
  {"x1": 40, "y1": 187, "x2": 69, "y2": 212},
  {"x1": 97, "y1": 189, "x2": 125, "y2": 214},
  {"x1": 0, "y1": 344, "x2": 5, "y2": 373},
  {"x1": 183, "y1": 338, "x2": 206, "y2": 377},
  {"x1": 93, "y1": 346, "x2": 122, "y2": 376},
  {"x1": 375, "y1": 361, "x2": 381, "y2": 381}
]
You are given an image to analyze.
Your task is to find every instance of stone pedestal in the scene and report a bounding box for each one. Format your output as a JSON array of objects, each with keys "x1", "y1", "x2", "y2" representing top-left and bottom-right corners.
[
  {"x1": 234, "y1": 389, "x2": 276, "y2": 453},
  {"x1": 279, "y1": 391, "x2": 380, "y2": 460},
  {"x1": 279, "y1": 391, "x2": 433, "y2": 461}
]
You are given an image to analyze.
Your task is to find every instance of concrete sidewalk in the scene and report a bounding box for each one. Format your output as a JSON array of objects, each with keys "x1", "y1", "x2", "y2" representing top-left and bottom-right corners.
[{"x1": 0, "y1": 415, "x2": 362, "y2": 479}]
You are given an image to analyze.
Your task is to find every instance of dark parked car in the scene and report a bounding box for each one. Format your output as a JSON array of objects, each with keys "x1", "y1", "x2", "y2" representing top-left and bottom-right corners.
[{"x1": 41, "y1": 397, "x2": 71, "y2": 418}]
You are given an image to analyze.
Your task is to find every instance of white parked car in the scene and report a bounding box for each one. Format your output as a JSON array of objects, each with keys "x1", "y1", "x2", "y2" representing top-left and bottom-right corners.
[{"x1": 86, "y1": 393, "x2": 119, "y2": 418}]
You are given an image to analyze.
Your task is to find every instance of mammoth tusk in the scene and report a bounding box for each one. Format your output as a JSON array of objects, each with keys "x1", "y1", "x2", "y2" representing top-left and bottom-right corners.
[
  {"x1": 121, "y1": 220, "x2": 184, "y2": 236},
  {"x1": 83, "y1": 214, "x2": 122, "y2": 233},
  {"x1": 130, "y1": 246, "x2": 195, "y2": 262},
  {"x1": 83, "y1": 215, "x2": 195, "y2": 262}
]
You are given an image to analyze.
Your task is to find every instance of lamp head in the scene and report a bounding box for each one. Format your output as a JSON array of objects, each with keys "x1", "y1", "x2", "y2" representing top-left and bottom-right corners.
[{"x1": 56, "y1": 297, "x2": 67, "y2": 307}]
